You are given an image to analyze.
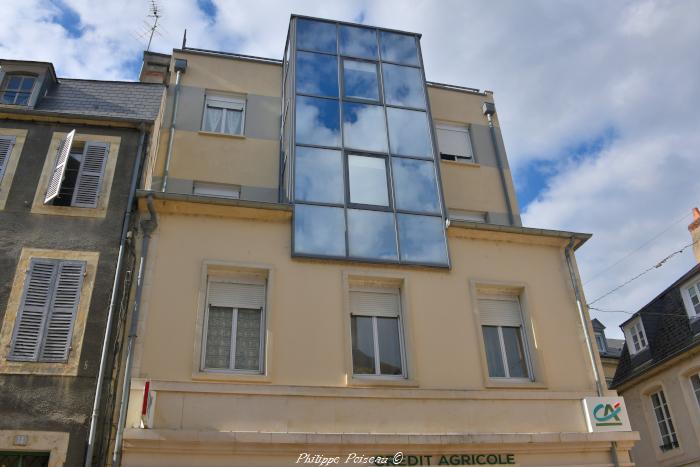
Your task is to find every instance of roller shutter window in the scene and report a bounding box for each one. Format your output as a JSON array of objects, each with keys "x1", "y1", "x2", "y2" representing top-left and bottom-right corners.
[{"x1": 479, "y1": 296, "x2": 531, "y2": 380}]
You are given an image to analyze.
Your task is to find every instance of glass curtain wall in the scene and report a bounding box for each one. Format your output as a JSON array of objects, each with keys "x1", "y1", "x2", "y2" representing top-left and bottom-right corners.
[{"x1": 286, "y1": 16, "x2": 449, "y2": 267}]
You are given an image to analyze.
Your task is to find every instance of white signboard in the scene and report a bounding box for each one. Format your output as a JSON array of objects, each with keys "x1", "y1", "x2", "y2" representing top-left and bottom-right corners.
[{"x1": 582, "y1": 396, "x2": 632, "y2": 432}]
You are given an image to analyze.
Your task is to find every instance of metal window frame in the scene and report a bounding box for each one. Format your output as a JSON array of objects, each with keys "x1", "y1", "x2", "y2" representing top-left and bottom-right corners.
[
  {"x1": 295, "y1": 50, "x2": 340, "y2": 99},
  {"x1": 340, "y1": 56, "x2": 382, "y2": 104}
]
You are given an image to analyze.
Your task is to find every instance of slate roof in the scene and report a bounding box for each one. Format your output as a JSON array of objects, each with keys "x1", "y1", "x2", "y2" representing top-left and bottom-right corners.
[{"x1": 610, "y1": 263, "x2": 700, "y2": 389}]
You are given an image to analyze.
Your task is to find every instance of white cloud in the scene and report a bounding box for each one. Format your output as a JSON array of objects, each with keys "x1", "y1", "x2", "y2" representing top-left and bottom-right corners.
[{"x1": 2, "y1": 0, "x2": 698, "y2": 336}]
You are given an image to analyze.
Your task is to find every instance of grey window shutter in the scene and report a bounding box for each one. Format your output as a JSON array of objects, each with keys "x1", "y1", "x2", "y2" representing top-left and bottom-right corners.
[
  {"x1": 44, "y1": 130, "x2": 76, "y2": 204},
  {"x1": 208, "y1": 281, "x2": 265, "y2": 309},
  {"x1": 9, "y1": 259, "x2": 59, "y2": 361},
  {"x1": 39, "y1": 260, "x2": 85, "y2": 362},
  {"x1": 71, "y1": 142, "x2": 109, "y2": 208},
  {"x1": 349, "y1": 290, "x2": 400, "y2": 317},
  {"x1": 478, "y1": 298, "x2": 523, "y2": 327},
  {"x1": 0, "y1": 136, "x2": 16, "y2": 183}
]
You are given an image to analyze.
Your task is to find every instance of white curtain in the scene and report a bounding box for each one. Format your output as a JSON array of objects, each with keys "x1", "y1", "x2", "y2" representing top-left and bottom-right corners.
[
  {"x1": 223, "y1": 109, "x2": 243, "y2": 135},
  {"x1": 204, "y1": 106, "x2": 224, "y2": 132}
]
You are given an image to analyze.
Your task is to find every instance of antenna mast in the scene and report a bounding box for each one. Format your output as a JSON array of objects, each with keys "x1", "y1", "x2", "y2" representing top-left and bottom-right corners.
[{"x1": 146, "y1": 0, "x2": 162, "y2": 51}]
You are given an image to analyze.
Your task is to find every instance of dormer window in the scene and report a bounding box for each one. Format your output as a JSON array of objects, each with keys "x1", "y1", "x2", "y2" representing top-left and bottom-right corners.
[
  {"x1": 1, "y1": 74, "x2": 36, "y2": 106},
  {"x1": 595, "y1": 332, "x2": 607, "y2": 353},
  {"x1": 681, "y1": 278, "x2": 700, "y2": 319},
  {"x1": 624, "y1": 317, "x2": 648, "y2": 355}
]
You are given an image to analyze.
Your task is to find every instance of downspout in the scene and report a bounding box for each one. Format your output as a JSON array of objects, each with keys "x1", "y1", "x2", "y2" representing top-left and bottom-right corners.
[
  {"x1": 83, "y1": 124, "x2": 147, "y2": 467},
  {"x1": 112, "y1": 194, "x2": 158, "y2": 467},
  {"x1": 482, "y1": 102, "x2": 515, "y2": 226},
  {"x1": 161, "y1": 58, "x2": 187, "y2": 192},
  {"x1": 564, "y1": 237, "x2": 620, "y2": 467}
]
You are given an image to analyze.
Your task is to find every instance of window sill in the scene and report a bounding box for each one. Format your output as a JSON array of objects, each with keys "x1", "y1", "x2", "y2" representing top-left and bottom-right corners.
[
  {"x1": 191, "y1": 370, "x2": 271, "y2": 383},
  {"x1": 440, "y1": 159, "x2": 480, "y2": 168},
  {"x1": 348, "y1": 376, "x2": 419, "y2": 388},
  {"x1": 30, "y1": 203, "x2": 107, "y2": 219},
  {"x1": 484, "y1": 379, "x2": 547, "y2": 390},
  {"x1": 655, "y1": 445, "x2": 684, "y2": 463},
  {"x1": 198, "y1": 130, "x2": 246, "y2": 140}
]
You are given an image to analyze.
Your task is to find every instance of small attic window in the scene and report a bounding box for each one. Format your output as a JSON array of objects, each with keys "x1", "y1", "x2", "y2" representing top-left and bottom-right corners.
[{"x1": 1, "y1": 74, "x2": 36, "y2": 106}]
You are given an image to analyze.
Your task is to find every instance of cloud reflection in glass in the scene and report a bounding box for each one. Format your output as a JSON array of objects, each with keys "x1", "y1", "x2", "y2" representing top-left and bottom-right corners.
[
  {"x1": 294, "y1": 204, "x2": 346, "y2": 256},
  {"x1": 296, "y1": 96, "x2": 341, "y2": 147},
  {"x1": 348, "y1": 209, "x2": 398, "y2": 260}
]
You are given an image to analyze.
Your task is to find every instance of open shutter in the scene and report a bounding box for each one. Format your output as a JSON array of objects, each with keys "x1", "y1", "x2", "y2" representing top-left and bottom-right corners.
[
  {"x1": 44, "y1": 130, "x2": 75, "y2": 204},
  {"x1": 0, "y1": 136, "x2": 16, "y2": 183},
  {"x1": 39, "y1": 261, "x2": 85, "y2": 362},
  {"x1": 71, "y1": 142, "x2": 109, "y2": 208},
  {"x1": 478, "y1": 298, "x2": 523, "y2": 327},
  {"x1": 9, "y1": 259, "x2": 59, "y2": 361}
]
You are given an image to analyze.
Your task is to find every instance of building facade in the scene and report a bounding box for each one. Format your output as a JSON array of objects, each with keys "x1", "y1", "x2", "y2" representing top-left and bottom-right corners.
[
  {"x1": 113, "y1": 16, "x2": 637, "y2": 466},
  {"x1": 611, "y1": 210, "x2": 700, "y2": 467},
  {"x1": 0, "y1": 59, "x2": 164, "y2": 466},
  {"x1": 592, "y1": 319, "x2": 624, "y2": 388}
]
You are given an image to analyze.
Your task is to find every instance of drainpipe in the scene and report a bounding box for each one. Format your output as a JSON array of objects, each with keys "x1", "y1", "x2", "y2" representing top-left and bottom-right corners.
[
  {"x1": 482, "y1": 102, "x2": 515, "y2": 226},
  {"x1": 161, "y1": 58, "x2": 188, "y2": 192},
  {"x1": 112, "y1": 194, "x2": 158, "y2": 467},
  {"x1": 564, "y1": 238, "x2": 620, "y2": 467},
  {"x1": 83, "y1": 125, "x2": 147, "y2": 467}
]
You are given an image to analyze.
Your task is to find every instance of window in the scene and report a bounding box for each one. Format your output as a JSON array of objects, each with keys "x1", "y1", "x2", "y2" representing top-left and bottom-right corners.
[
  {"x1": 691, "y1": 373, "x2": 700, "y2": 408},
  {"x1": 449, "y1": 209, "x2": 486, "y2": 223},
  {"x1": 479, "y1": 296, "x2": 531, "y2": 380},
  {"x1": 350, "y1": 287, "x2": 406, "y2": 377},
  {"x1": 595, "y1": 332, "x2": 607, "y2": 353},
  {"x1": 0, "y1": 135, "x2": 16, "y2": 184},
  {"x1": 0, "y1": 451, "x2": 49, "y2": 467},
  {"x1": 436, "y1": 123, "x2": 474, "y2": 163},
  {"x1": 202, "y1": 278, "x2": 266, "y2": 373},
  {"x1": 682, "y1": 279, "x2": 700, "y2": 318},
  {"x1": 0, "y1": 74, "x2": 36, "y2": 105},
  {"x1": 650, "y1": 390, "x2": 679, "y2": 452},
  {"x1": 624, "y1": 317, "x2": 648, "y2": 354},
  {"x1": 44, "y1": 130, "x2": 110, "y2": 208},
  {"x1": 347, "y1": 154, "x2": 389, "y2": 207},
  {"x1": 202, "y1": 95, "x2": 245, "y2": 136},
  {"x1": 9, "y1": 258, "x2": 85, "y2": 362},
  {"x1": 343, "y1": 59, "x2": 380, "y2": 102},
  {"x1": 193, "y1": 181, "x2": 240, "y2": 199}
]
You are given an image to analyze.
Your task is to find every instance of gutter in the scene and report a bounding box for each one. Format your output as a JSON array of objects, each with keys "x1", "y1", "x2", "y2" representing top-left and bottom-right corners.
[
  {"x1": 161, "y1": 58, "x2": 187, "y2": 192},
  {"x1": 83, "y1": 125, "x2": 148, "y2": 467}
]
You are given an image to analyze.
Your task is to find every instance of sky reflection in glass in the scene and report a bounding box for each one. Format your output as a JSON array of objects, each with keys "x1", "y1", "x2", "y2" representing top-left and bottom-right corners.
[
  {"x1": 343, "y1": 60, "x2": 379, "y2": 101},
  {"x1": 382, "y1": 63, "x2": 425, "y2": 108},
  {"x1": 387, "y1": 108, "x2": 432, "y2": 158},
  {"x1": 397, "y1": 214, "x2": 448, "y2": 264},
  {"x1": 294, "y1": 204, "x2": 346, "y2": 256},
  {"x1": 342, "y1": 102, "x2": 388, "y2": 152},
  {"x1": 297, "y1": 19, "x2": 337, "y2": 53},
  {"x1": 348, "y1": 155, "x2": 389, "y2": 206},
  {"x1": 296, "y1": 51, "x2": 338, "y2": 97},
  {"x1": 294, "y1": 147, "x2": 344, "y2": 204},
  {"x1": 339, "y1": 25, "x2": 378, "y2": 59},
  {"x1": 380, "y1": 31, "x2": 419, "y2": 66},
  {"x1": 392, "y1": 158, "x2": 440, "y2": 213},
  {"x1": 348, "y1": 209, "x2": 398, "y2": 260},
  {"x1": 296, "y1": 95, "x2": 340, "y2": 147}
]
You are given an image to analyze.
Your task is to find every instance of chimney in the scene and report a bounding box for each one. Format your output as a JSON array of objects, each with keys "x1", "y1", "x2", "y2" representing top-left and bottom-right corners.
[
  {"x1": 139, "y1": 51, "x2": 172, "y2": 85},
  {"x1": 689, "y1": 207, "x2": 700, "y2": 263}
]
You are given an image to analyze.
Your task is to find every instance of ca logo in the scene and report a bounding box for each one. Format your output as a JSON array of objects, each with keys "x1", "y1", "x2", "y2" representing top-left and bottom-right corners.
[{"x1": 593, "y1": 402, "x2": 622, "y2": 426}]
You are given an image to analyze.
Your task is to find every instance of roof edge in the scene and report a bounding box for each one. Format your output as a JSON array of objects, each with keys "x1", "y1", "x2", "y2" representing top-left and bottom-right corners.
[{"x1": 448, "y1": 218, "x2": 592, "y2": 248}]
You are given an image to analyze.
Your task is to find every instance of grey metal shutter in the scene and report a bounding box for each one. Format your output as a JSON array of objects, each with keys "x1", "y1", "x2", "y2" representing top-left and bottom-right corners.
[
  {"x1": 39, "y1": 261, "x2": 85, "y2": 361},
  {"x1": 0, "y1": 136, "x2": 16, "y2": 183},
  {"x1": 9, "y1": 259, "x2": 59, "y2": 361},
  {"x1": 350, "y1": 290, "x2": 400, "y2": 316},
  {"x1": 478, "y1": 298, "x2": 522, "y2": 327},
  {"x1": 44, "y1": 130, "x2": 76, "y2": 204},
  {"x1": 71, "y1": 142, "x2": 109, "y2": 208},
  {"x1": 208, "y1": 281, "x2": 265, "y2": 309}
]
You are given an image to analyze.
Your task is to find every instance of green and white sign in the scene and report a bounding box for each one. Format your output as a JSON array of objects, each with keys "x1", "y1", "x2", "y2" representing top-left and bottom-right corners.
[{"x1": 582, "y1": 396, "x2": 631, "y2": 432}]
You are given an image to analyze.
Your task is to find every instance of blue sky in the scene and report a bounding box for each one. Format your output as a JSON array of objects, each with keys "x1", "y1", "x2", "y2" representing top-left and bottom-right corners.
[{"x1": 3, "y1": 0, "x2": 700, "y2": 337}]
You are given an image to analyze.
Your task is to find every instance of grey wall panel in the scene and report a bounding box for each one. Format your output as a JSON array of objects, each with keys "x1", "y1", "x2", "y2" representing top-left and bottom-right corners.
[
  {"x1": 245, "y1": 94, "x2": 281, "y2": 141},
  {"x1": 168, "y1": 86, "x2": 206, "y2": 133},
  {"x1": 164, "y1": 177, "x2": 194, "y2": 195},
  {"x1": 241, "y1": 185, "x2": 278, "y2": 203},
  {"x1": 469, "y1": 124, "x2": 499, "y2": 168}
]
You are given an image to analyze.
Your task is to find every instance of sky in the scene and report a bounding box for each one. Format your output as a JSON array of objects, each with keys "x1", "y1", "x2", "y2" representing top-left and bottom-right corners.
[{"x1": 2, "y1": 0, "x2": 699, "y2": 337}]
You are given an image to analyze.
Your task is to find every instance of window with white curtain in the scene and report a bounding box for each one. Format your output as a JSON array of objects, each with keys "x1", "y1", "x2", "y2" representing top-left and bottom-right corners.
[
  {"x1": 202, "y1": 95, "x2": 246, "y2": 135},
  {"x1": 202, "y1": 277, "x2": 265, "y2": 373}
]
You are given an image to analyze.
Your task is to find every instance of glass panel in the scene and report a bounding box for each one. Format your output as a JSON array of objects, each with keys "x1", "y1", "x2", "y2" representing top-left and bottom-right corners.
[
  {"x1": 382, "y1": 63, "x2": 425, "y2": 108},
  {"x1": 377, "y1": 317, "x2": 403, "y2": 375},
  {"x1": 392, "y1": 158, "x2": 440, "y2": 213},
  {"x1": 348, "y1": 154, "x2": 388, "y2": 206},
  {"x1": 482, "y1": 326, "x2": 505, "y2": 377},
  {"x1": 397, "y1": 214, "x2": 448, "y2": 264},
  {"x1": 203, "y1": 106, "x2": 223, "y2": 132},
  {"x1": 502, "y1": 326, "x2": 529, "y2": 378},
  {"x1": 20, "y1": 77, "x2": 36, "y2": 90},
  {"x1": 6, "y1": 75, "x2": 21, "y2": 90},
  {"x1": 352, "y1": 316, "x2": 375, "y2": 374},
  {"x1": 296, "y1": 51, "x2": 339, "y2": 97},
  {"x1": 380, "y1": 31, "x2": 419, "y2": 65},
  {"x1": 205, "y1": 306, "x2": 232, "y2": 369},
  {"x1": 294, "y1": 147, "x2": 344, "y2": 204},
  {"x1": 296, "y1": 96, "x2": 340, "y2": 147},
  {"x1": 343, "y1": 59, "x2": 379, "y2": 101},
  {"x1": 223, "y1": 109, "x2": 243, "y2": 134},
  {"x1": 234, "y1": 309, "x2": 261, "y2": 371},
  {"x1": 294, "y1": 204, "x2": 346, "y2": 256},
  {"x1": 342, "y1": 102, "x2": 388, "y2": 152},
  {"x1": 339, "y1": 25, "x2": 378, "y2": 59},
  {"x1": 1, "y1": 91, "x2": 16, "y2": 104},
  {"x1": 386, "y1": 108, "x2": 433, "y2": 158},
  {"x1": 691, "y1": 374, "x2": 700, "y2": 406},
  {"x1": 347, "y1": 209, "x2": 398, "y2": 260},
  {"x1": 296, "y1": 18, "x2": 337, "y2": 53}
]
